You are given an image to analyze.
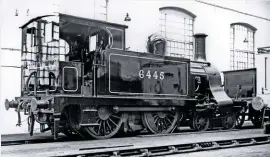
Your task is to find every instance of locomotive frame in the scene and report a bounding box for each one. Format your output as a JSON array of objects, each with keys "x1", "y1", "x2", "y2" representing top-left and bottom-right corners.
[{"x1": 5, "y1": 13, "x2": 246, "y2": 139}]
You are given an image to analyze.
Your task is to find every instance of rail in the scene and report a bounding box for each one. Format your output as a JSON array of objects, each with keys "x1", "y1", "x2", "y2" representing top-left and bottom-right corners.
[{"x1": 0, "y1": 128, "x2": 239, "y2": 147}]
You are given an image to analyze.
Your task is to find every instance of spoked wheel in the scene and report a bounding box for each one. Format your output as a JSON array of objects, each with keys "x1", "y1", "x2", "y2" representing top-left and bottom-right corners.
[
  {"x1": 222, "y1": 113, "x2": 236, "y2": 130},
  {"x1": 142, "y1": 111, "x2": 179, "y2": 134},
  {"x1": 83, "y1": 106, "x2": 123, "y2": 139},
  {"x1": 235, "y1": 112, "x2": 245, "y2": 129},
  {"x1": 251, "y1": 116, "x2": 263, "y2": 128},
  {"x1": 193, "y1": 113, "x2": 210, "y2": 131}
]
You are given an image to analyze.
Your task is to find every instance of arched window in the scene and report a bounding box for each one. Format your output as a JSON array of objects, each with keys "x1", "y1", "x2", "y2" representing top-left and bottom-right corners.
[
  {"x1": 230, "y1": 23, "x2": 256, "y2": 70},
  {"x1": 159, "y1": 7, "x2": 196, "y2": 59}
]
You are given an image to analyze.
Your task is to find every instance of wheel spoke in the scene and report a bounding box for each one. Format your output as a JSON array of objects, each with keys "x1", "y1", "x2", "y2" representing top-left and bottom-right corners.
[
  {"x1": 165, "y1": 117, "x2": 172, "y2": 124},
  {"x1": 109, "y1": 118, "x2": 117, "y2": 126},
  {"x1": 106, "y1": 120, "x2": 112, "y2": 132},
  {"x1": 103, "y1": 121, "x2": 106, "y2": 135},
  {"x1": 154, "y1": 117, "x2": 159, "y2": 124},
  {"x1": 98, "y1": 121, "x2": 102, "y2": 135},
  {"x1": 158, "y1": 119, "x2": 163, "y2": 132},
  {"x1": 167, "y1": 113, "x2": 175, "y2": 118},
  {"x1": 153, "y1": 114, "x2": 158, "y2": 119},
  {"x1": 163, "y1": 118, "x2": 168, "y2": 128},
  {"x1": 111, "y1": 115, "x2": 121, "y2": 119}
]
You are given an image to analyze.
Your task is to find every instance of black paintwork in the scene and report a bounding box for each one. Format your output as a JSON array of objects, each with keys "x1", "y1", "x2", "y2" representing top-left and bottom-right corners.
[
  {"x1": 223, "y1": 68, "x2": 256, "y2": 98},
  {"x1": 98, "y1": 49, "x2": 190, "y2": 97}
]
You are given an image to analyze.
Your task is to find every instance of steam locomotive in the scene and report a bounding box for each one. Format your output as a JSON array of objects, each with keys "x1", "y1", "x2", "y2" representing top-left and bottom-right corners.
[{"x1": 5, "y1": 13, "x2": 247, "y2": 139}]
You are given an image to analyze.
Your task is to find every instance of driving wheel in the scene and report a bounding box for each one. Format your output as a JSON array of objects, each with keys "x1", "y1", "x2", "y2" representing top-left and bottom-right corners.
[{"x1": 142, "y1": 111, "x2": 179, "y2": 134}]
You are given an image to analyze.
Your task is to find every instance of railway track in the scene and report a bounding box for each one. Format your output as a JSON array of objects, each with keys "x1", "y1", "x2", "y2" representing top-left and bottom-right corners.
[
  {"x1": 58, "y1": 136, "x2": 270, "y2": 157},
  {"x1": 1, "y1": 128, "x2": 240, "y2": 147},
  {"x1": 1, "y1": 136, "x2": 73, "y2": 146},
  {"x1": 2, "y1": 128, "x2": 269, "y2": 157}
]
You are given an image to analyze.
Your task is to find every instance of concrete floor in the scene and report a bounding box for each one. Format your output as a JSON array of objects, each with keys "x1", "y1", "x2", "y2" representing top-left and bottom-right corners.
[
  {"x1": 167, "y1": 144, "x2": 270, "y2": 157},
  {"x1": 1, "y1": 128, "x2": 268, "y2": 157}
]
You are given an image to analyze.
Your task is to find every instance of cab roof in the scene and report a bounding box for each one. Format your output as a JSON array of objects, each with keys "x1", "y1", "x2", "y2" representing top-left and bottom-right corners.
[{"x1": 20, "y1": 13, "x2": 128, "y2": 29}]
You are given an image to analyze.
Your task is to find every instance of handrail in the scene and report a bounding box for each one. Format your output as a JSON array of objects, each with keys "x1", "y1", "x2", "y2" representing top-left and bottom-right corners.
[{"x1": 25, "y1": 71, "x2": 37, "y2": 94}]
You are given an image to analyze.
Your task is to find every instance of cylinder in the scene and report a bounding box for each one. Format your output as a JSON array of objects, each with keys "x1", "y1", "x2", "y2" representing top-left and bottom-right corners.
[{"x1": 194, "y1": 33, "x2": 208, "y2": 62}]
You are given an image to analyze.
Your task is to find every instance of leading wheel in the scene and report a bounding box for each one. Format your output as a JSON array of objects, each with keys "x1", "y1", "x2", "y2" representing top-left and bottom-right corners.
[
  {"x1": 222, "y1": 113, "x2": 236, "y2": 130},
  {"x1": 142, "y1": 111, "x2": 179, "y2": 134},
  {"x1": 83, "y1": 106, "x2": 123, "y2": 139},
  {"x1": 192, "y1": 113, "x2": 210, "y2": 131}
]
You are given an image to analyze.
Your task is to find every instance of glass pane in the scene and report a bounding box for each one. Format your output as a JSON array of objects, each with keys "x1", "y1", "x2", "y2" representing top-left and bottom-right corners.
[
  {"x1": 90, "y1": 35, "x2": 97, "y2": 51},
  {"x1": 108, "y1": 28, "x2": 123, "y2": 49},
  {"x1": 63, "y1": 67, "x2": 78, "y2": 91},
  {"x1": 53, "y1": 24, "x2": 59, "y2": 40},
  {"x1": 45, "y1": 23, "x2": 52, "y2": 43}
]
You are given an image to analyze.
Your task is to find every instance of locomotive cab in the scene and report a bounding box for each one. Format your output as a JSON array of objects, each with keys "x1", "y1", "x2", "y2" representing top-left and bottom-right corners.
[{"x1": 19, "y1": 14, "x2": 128, "y2": 97}]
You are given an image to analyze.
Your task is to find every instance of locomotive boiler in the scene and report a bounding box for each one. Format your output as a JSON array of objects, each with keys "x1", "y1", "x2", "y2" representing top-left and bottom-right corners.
[{"x1": 4, "y1": 13, "x2": 245, "y2": 139}]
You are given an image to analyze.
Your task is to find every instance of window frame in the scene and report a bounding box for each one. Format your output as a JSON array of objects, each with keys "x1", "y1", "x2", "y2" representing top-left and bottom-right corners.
[
  {"x1": 230, "y1": 23, "x2": 257, "y2": 70},
  {"x1": 62, "y1": 66, "x2": 79, "y2": 92},
  {"x1": 159, "y1": 7, "x2": 196, "y2": 60}
]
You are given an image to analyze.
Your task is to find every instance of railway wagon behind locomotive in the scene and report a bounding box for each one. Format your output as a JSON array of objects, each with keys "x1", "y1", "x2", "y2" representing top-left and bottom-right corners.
[
  {"x1": 5, "y1": 13, "x2": 245, "y2": 139},
  {"x1": 223, "y1": 47, "x2": 270, "y2": 129}
]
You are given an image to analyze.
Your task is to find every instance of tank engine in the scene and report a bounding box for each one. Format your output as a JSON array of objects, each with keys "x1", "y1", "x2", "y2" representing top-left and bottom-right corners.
[{"x1": 5, "y1": 13, "x2": 245, "y2": 139}]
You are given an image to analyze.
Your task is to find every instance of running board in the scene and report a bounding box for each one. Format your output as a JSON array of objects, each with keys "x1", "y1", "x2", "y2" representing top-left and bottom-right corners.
[{"x1": 79, "y1": 123, "x2": 100, "y2": 126}]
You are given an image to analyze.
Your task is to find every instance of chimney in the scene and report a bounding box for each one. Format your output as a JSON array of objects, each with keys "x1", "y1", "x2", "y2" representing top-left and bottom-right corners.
[{"x1": 194, "y1": 33, "x2": 208, "y2": 62}]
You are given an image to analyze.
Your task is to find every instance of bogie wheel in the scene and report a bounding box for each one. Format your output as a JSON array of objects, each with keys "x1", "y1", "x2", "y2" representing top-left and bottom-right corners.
[
  {"x1": 192, "y1": 113, "x2": 210, "y2": 131},
  {"x1": 222, "y1": 113, "x2": 236, "y2": 130},
  {"x1": 235, "y1": 112, "x2": 245, "y2": 129},
  {"x1": 251, "y1": 116, "x2": 263, "y2": 128},
  {"x1": 83, "y1": 106, "x2": 123, "y2": 139},
  {"x1": 142, "y1": 111, "x2": 179, "y2": 134}
]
